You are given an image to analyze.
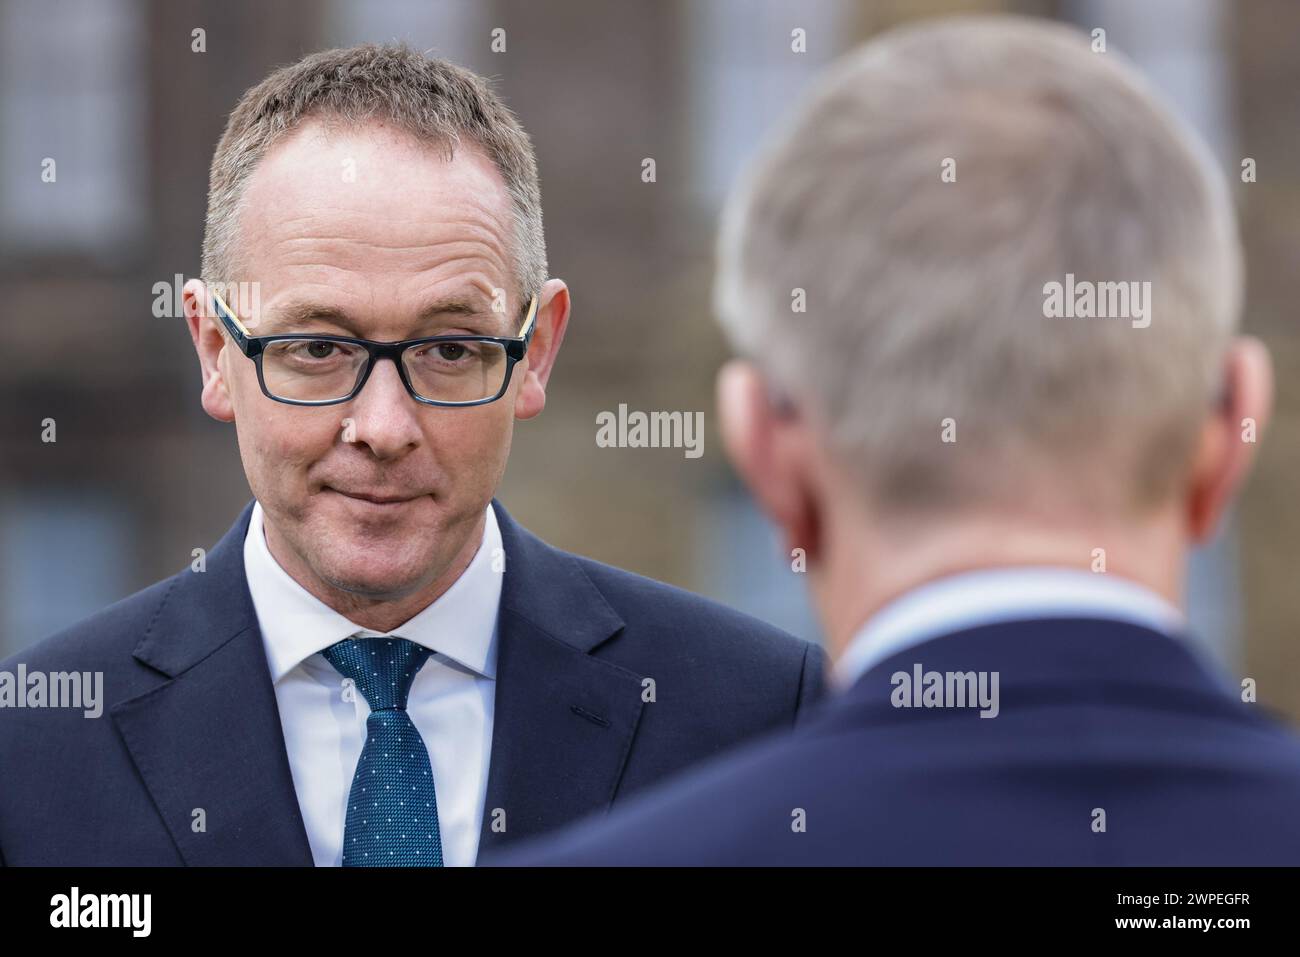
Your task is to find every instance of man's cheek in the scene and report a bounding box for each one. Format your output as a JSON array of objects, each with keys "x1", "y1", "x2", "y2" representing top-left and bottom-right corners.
[
  {"x1": 241, "y1": 426, "x2": 324, "y2": 505},
  {"x1": 262, "y1": 413, "x2": 336, "y2": 459},
  {"x1": 431, "y1": 415, "x2": 505, "y2": 474}
]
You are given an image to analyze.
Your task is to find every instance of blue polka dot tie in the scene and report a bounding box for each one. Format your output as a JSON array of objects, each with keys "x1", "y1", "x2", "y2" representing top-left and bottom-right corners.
[{"x1": 321, "y1": 636, "x2": 444, "y2": 867}]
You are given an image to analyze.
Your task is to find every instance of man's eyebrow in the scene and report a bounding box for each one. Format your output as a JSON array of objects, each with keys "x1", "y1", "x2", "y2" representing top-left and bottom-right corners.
[{"x1": 257, "y1": 296, "x2": 497, "y2": 335}]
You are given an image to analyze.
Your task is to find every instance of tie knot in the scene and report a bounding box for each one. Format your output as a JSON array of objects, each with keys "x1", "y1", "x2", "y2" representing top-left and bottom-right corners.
[{"x1": 321, "y1": 636, "x2": 432, "y2": 712}]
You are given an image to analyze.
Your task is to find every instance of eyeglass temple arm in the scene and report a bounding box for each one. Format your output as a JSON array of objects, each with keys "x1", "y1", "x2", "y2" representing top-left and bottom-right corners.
[
  {"x1": 518, "y1": 294, "x2": 539, "y2": 345},
  {"x1": 209, "y1": 289, "x2": 253, "y2": 350}
]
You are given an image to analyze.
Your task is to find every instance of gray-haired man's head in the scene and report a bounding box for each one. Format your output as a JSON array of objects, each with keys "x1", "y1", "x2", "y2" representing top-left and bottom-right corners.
[{"x1": 716, "y1": 16, "x2": 1246, "y2": 517}]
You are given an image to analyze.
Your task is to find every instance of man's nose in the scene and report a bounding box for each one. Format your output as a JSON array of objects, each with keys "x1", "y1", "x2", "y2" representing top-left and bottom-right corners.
[{"x1": 343, "y1": 357, "x2": 424, "y2": 457}]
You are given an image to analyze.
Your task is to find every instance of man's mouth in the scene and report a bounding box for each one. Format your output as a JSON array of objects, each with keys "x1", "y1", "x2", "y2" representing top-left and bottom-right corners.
[{"x1": 325, "y1": 486, "x2": 423, "y2": 507}]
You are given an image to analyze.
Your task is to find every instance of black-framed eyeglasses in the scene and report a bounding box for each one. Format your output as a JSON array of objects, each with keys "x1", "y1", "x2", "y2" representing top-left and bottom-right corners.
[{"x1": 209, "y1": 290, "x2": 538, "y2": 407}]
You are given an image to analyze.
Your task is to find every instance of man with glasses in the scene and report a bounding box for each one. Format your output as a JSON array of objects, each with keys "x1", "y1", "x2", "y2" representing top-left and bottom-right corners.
[{"x1": 0, "y1": 44, "x2": 824, "y2": 867}]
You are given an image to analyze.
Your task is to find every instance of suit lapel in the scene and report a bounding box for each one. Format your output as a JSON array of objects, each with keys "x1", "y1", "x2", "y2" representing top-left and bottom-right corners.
[
  {"x1": 477, "y1": 501, "x2": 646, "y2": 855},
  {"x1": 111, "y1": 501, "x2": 314, "y2": 865}
]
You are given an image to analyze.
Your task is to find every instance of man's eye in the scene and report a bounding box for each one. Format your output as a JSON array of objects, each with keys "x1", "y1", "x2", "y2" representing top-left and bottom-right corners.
[
  {"x1": 436, "y1": 342, "x2": 467, "y2": 361},
  {"x1": 300, "y1": 341, "x2": 340, "y2": 359}
]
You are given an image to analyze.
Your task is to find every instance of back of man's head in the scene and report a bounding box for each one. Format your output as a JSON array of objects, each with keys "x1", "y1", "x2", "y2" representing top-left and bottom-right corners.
[{"x1": 715, "y1": 15, "x2": 1244, "y2": 519}]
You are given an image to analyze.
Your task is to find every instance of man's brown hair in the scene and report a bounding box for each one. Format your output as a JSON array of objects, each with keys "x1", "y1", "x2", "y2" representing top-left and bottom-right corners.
[{"x1": 202, "y1": 42, "x2": 546, "y2": 306}]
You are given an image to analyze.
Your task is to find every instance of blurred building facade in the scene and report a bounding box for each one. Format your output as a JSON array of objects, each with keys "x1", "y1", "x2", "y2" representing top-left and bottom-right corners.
[{"x1": 2, "y1": 0, "x2": 1298, "y2": 719}]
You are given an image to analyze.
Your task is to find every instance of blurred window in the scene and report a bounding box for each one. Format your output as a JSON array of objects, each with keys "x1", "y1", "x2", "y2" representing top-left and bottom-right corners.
[
  {"x1": 1, "y1": 489, "x2": 131, "y2": 656},
  {"x1": 685, "y1": 0, "x2": 851, "y2": 210},
  {"x1": 0, "y1": 0, "x2": 146, "y2": 262}
]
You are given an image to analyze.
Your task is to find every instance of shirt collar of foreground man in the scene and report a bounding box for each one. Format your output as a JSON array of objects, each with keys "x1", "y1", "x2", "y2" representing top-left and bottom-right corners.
[{"x1": 832, "y1": 567, "x2": 1190, "y2": 691}]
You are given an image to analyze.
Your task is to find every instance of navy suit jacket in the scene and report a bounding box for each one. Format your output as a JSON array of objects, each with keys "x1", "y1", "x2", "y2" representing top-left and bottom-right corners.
[
  {"x1": 0, "y1": 499, "x2": 825, "y2": 865},
  {"x1": 491, "y1": 618, "x2": 1300, "y2": 865}
]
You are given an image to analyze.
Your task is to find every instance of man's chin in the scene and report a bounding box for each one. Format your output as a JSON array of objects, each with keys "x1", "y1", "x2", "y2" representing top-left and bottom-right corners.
[
  {"x1": 315, "y1": 557, "x2": 434, "y2": 602},
  {"x1": 304, "y1": 526, "x2": 440, "y2": 599}
]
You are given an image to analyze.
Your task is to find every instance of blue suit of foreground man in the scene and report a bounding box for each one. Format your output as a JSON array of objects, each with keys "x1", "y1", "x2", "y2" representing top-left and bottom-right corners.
[
  {"x1": 491, "y1": 16, "x2": 1300, "y2": 866},
  {"x1": 0, "y1": 44, "x2": 824, "y2": 866}
]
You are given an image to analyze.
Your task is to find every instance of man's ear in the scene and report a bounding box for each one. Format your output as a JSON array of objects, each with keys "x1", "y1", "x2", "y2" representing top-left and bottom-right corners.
[
  {"x1": 1186, "y1": 336, "x2": 1274, "y2": 542},
  {"x1": 514, "y1": 278, "x2": 571, "y2": 420},
  {"x1": 183, "y1": 278, "x2": 236, "y2": 423},
  {"x1": 716, "y1": 359, "x2": 822, "y2": 562}
]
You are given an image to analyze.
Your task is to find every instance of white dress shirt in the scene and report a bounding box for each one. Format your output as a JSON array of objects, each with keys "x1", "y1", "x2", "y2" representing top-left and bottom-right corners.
[
  {"x1": 243, "y1": 499, "x2": 501, "y2": 866},
  {"x1": 833, "y1": 567, "x2": 1189, "y2": 692}
]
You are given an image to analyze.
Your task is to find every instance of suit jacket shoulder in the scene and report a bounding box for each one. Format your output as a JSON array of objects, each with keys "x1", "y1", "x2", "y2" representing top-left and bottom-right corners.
[
  {"x1": 568, "y1": 549, "x2": 826, "y2": 715},
  {"x1": 482, "y1": 501, "x2": 829, "y2": 823},
  {"x1": 2, "y1": 572, "x2": 178, "y2": 679}
]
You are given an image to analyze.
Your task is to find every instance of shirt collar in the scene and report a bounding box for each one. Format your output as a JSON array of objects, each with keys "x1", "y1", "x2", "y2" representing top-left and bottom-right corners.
[
  {"x1": 244, "y1": 499, "x2": 502, "y2": 684},
  {"x1": 832, "y1": 566, "x2": 1186, "y2": 692}
]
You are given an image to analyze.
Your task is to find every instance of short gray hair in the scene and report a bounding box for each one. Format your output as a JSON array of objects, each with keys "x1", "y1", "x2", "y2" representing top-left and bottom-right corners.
[
  {"x1": 202, "y1": 42, "x2": 546, "y2": 305},
  {"x1": 715, "y1": 16, "x2": 1242, "y2": 513}
]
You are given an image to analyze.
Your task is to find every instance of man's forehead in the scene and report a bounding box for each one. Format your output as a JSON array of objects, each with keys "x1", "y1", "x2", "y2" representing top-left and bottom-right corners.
[
  {"x1": 230, "y1": 118, "x2": 517, "y2": 310},
  {"x1": 252, "y1": 116, "x2": 505, "y2": 191},
  {"x1": 252, "y1": 287, "x2": 512, "y2": 336},
  {"x1": 237, "y1": 118, "x2": 515, "y2": 257}
]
